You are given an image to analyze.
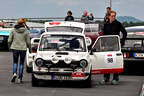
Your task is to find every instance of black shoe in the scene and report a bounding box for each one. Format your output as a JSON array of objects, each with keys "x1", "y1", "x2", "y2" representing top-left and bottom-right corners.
[{"x1": 11, "y1": 73, "x2": 17, "y2": 83}]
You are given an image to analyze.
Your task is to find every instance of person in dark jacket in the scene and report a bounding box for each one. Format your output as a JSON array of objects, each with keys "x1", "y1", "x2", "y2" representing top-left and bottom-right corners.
[
  {"x1": 104, "y1": 7, "x2": 111, "y2": 24},
  {"x1": 100, "y1": 11, "x2": 127, "y2": 85},
  {"x1": 8, "y1": 18, "x2": 31, "y2": 84},
  {"x1": 65, "y1": 11, "x2": 74, "y2": 21},
  {"x1": 88, "y1": 13, "x2": 94, "y2": 21}
]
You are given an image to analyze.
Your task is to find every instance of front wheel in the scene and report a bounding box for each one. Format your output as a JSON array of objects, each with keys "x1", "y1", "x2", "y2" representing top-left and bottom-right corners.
[
  {"x1": 84, "y1": 74, "x2": 91, "y2": 88},
  {"x1": 26, "y1": 66, "x2": 32, "y2": 73},
  {"x1": 32, "y1": 74, "x2": 39, "y2": 87}
]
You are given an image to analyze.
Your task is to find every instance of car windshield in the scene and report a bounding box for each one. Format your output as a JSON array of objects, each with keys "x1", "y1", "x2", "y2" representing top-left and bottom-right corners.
[
  {"x1": 39, "y1": 35, "x2": 86, "y2": 52},
  {"x1": 84, "y1": 24, "x2": 99, "y2": 33},
  {"x1": 126, "y1": 28, "x2": 144, "y2": 38},
  {"x1": 46, "y1": 26, "x2": 83, "y2": 33}
]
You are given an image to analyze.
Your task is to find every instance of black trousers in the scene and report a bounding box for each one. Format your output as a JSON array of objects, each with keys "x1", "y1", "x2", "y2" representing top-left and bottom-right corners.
[{"x1": 104, "y1": 73, "x2": 119, "y2": 82}]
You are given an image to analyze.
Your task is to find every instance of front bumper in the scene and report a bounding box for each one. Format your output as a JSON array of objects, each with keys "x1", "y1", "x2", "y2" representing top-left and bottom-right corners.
[{"x1": 33, "y1": 71, "x2": 90, "y2": 81}]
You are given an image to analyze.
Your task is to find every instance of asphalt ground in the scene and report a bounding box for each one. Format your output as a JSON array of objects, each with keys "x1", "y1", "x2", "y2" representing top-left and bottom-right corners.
[{"x1": 0, "y1": 51, "x2": 144, "y2": 96}]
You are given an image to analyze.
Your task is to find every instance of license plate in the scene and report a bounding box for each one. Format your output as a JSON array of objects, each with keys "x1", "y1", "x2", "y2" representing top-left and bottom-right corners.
[
  {"x1": 133, "y1": 53, "x2": 144, "y2": 58},
  {"x1": 52, "y1": 75, "x2": 72, "y2": 80},
  {"x1": 0, "y1": 37, "x2": 3, "y2": 40}
]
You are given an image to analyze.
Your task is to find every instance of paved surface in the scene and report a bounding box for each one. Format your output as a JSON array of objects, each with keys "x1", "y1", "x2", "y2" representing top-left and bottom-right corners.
[{"x1": 0, "y1": 52, "x2": 144, "y2": 96}]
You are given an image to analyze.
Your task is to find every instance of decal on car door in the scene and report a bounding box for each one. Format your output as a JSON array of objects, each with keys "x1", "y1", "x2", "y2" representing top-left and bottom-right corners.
[{"x1": 104, "y1": 54, "x2": 116, "y2": 66}]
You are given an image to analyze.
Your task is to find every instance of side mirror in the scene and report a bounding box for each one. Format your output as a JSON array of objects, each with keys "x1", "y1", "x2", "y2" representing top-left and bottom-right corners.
[
  {"x1": 31, "y1": 38, "x2": 40, "y2": 45},
  {"x1": 90, "y1": 48, "x2": 94, "y2": 55}
]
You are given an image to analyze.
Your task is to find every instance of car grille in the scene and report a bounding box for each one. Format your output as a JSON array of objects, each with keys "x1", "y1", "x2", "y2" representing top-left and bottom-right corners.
[{"x1": 44, "y1": 60, "x2": 80, "y2": 68}]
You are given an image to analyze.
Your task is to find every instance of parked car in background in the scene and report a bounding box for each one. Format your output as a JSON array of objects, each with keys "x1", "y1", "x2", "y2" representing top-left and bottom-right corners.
[
  {"x1": 0, "y1": 28, "x2": 12, "y2": 49},
  {"x1": 29, "y1": 29, "x2": 42, "y2": 39},
  {"x1": 0, "y1": 20, "x2": 15, "y2": 49},
  {"x1": 40, "y1": 29, "x2": 45, "y2": 34},
  {"x1": 121, "y1": 26, "x2": 144, "y2": 63},
  {"x1": 84, "y1": 23, "x2": 103, "y2": 49}
]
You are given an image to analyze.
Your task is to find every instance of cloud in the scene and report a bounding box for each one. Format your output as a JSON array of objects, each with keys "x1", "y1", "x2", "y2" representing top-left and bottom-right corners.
[
  {"x1": 56, "y1": 0, "x2": 79, "y2": 6},
  {"x1": 33, "y1": 0, "x2": 79, "y2": 6},
  {"x1": 113, "y1": 1, "x2": 121, "y2": 5}
]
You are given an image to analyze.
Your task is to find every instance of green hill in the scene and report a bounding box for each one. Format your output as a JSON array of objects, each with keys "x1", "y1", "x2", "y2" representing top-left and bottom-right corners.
[{"x1": 117, "y1": 16, "x2": 143, "y2": 23}]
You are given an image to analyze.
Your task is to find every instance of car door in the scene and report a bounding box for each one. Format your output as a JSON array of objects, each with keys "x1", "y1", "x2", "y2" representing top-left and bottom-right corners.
[{"x1": 90, "y1": 35, "x2": 123, "y2": 74}]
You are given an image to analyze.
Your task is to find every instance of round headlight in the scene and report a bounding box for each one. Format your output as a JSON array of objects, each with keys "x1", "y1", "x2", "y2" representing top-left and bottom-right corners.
[
  {"x1": 35, "y1": 58, "x2": 44, "y2": 67},
  {"x1": 80, "y1": 60, "x2": 88, "y2": 68},
  {"x1": 64, "y1": 57, "x2": 72, "y2": 64},
  {"x1": 51, "y1": 56, "x2": 59, "y2": 64}
]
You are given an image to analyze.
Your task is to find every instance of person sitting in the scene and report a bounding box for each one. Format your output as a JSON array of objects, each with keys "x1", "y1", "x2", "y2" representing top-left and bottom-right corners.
[{"x1": 70, "y1": 40, "x2": 80, "y2": 49}]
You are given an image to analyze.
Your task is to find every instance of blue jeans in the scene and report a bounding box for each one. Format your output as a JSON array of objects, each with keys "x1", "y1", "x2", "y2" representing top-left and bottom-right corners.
[{"x1": 13, "y1": 50, "x2": 26, "y2": 80}]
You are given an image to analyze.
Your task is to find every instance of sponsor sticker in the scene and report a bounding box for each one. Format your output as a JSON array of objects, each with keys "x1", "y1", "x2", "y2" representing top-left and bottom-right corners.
[{"x1": 104, "y1": 53, "x2": 116, "y2": 66}]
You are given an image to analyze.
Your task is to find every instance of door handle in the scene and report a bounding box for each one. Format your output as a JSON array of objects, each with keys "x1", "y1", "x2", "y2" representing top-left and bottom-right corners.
[{"x1": 116, "y1": 53, "x2": 122, "y2": 56}]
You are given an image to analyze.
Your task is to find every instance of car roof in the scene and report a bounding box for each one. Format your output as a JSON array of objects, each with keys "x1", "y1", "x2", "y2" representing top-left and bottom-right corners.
[
  {"x1": 126, "y1": 26, "x2": 144, "y2": 29},
  {"x1": 126, "y1": 26, "x2": 144, "y2": 32},
  {"x1": 45, "y1": 21, "x2": 85, "y2": 33}
]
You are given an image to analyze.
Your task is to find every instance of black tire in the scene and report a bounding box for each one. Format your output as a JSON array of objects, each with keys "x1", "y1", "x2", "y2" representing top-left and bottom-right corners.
[
  {"x1": 84, "y1": 74, "x2": 92, "y2": 88},
  {"x1": 26, "y1": 66, "x2": 32, "y2": 73},
  {"x1": 32, "y1": 74, "x2": 39, "y2": 87}
]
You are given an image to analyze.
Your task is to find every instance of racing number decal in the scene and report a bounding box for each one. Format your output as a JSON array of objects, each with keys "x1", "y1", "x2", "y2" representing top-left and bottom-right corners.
[
  {"x1": 104, "y1": 54, "x2": 116, "y2": 66},
  {"x1": 107, "y1": 58, "x2": 113, "y2": 63}
]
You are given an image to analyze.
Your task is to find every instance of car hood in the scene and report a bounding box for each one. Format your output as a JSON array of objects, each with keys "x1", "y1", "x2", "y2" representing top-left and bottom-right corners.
[{"x1": 36, "y1": 51, "x2": 89, "y2": 61}]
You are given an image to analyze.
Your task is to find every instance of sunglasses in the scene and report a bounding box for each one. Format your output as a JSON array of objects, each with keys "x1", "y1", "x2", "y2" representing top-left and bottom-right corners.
[{"x1": 111, "y1": 15, "x2": 116, "y2": 17}]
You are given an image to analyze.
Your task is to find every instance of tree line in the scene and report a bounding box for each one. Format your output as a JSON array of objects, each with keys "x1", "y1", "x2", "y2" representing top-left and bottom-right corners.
[{"x1": 122, "y1": 22, "x2": 144, "y2": 27}]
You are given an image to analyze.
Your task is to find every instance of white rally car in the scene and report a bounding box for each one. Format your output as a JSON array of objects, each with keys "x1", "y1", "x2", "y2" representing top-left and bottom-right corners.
[
  {"x1": 26, "y1": 21, "x2": 85, "y2": 72},
  {"x1": 26, "y1": 22, "x2": 123, "y2": 87}
]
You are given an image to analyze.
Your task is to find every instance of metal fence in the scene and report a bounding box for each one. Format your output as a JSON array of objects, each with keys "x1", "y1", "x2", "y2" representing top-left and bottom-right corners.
[
  {"x1": 0, "y1": 17, "x2": 104, "y2": 21},
  {"x1": 0, "y1": 17, "x2": 104, "y2": 31}
]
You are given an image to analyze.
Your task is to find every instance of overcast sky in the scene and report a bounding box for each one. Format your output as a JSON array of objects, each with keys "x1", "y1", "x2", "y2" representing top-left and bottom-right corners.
[{"x1": 0, "y1": 0, "x2": 143, "y2": 20}]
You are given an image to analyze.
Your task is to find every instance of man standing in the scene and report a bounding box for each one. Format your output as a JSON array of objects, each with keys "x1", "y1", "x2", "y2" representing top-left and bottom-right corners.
[
  {"x1": 104, "y1": 7, "x2": 111, "y2": 23},
  {"x1": 65, "y1": 10, "x2": 74, "y2": 21},
  {"x1": 100, "y1": 11, "x2": 127, "y2": 85},
  {"x1": 81, "y1": 10, "x2": 89, "y2": 23},
  {"x1": 88, "y1": 13, "x2": 94, "y2": 21}
]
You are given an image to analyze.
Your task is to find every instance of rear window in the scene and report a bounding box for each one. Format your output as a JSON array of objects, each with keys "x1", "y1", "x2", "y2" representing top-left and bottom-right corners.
[
  {"x1": 126, "y1": 28, "x2": 144, "y2": 38},
  {"x1": 84, "y1": 24, "x2": 100, "y2": 33},
  {"x1": 46, "y1": 26, "x2": 83, "y2": 33},
  {"x1": 123, "y1": 28, "x2": 144, "y2": 47}
]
